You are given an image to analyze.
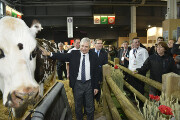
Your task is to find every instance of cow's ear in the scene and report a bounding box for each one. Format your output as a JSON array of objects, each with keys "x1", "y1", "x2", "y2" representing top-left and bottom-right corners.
[
  {"x1": 0, "y1": 49, "x2": 5, "y2": 58},
  {"x1": 18, "y1": 43, "x2": 23, "y2": 50}
]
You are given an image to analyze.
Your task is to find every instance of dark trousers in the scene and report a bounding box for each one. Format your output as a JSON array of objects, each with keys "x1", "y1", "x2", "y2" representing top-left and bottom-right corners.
[
  {"x1": 73, "y1": 80, "x2": 94, "y2": 120},
  {"x1": 57, "y1": 64, "x2": 67, "y2": 80}
]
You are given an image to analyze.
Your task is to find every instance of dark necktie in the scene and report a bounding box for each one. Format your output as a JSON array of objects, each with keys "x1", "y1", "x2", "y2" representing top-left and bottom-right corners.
[{"x1": 81, "y1": 55, "x2": 86, "y2": 83}]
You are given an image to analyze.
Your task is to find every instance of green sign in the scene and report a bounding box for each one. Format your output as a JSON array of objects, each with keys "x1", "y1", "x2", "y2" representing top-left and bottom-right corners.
[
  {"x1": 101, "y1": 16, "x2": 108, "y2": 24},
  {"x1": 12, "y1": 11, "x2": 17, "y2": 18}
]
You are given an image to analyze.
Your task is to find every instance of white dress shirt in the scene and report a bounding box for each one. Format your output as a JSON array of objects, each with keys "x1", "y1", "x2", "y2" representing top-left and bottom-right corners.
[
  {"x1": 77, "y1": 52, "x2": 91, "y2": 81},
  {"x1": 128, "y1": 47, "x2": 149, "y2": 71}
]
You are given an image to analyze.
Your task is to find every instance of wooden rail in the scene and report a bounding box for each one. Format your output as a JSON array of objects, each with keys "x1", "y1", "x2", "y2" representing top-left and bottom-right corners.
[
  {"x1": 103, "y1": 79, "x2": 122, "y2": 120},
  {"x1": 102, "y1": 64, "x2": 144, "y2": 120},
  {"x1": 109, "y1": 59, "x2": 162, "y2": 91},
  {"x1": 105, "y1": 75, "x2": 144, "y2": 120}
]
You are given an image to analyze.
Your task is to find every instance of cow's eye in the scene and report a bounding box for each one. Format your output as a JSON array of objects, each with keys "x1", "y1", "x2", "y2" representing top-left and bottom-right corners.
[
  {"x1": 17, "y1": 43, "x2": 23, "y2": 50},
  {"x1": 0, "y1": 49, "x2": 5, "y2": 59},
  {"x1": 30, "y1": 47, "x2": 37, "y2": 60},
  {"x1": 35, "y1": 25, "x2": 39, "y2": 28}
]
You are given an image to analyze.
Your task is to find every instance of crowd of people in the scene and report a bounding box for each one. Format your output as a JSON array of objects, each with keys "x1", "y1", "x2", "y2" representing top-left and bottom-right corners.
[{"x1": 40, "y1": 36, "x2": 180, "y2": 120}]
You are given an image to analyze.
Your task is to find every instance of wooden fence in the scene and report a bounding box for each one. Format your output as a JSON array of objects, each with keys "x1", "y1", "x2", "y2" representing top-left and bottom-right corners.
[{"x1": 102, "y1": 58, "x2": 180, "y2": 120}]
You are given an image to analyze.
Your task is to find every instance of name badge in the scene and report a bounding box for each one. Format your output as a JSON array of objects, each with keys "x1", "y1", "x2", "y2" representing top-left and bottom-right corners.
[
  {"x1": 121, "y1": 57, "x2": 124, "y2": 61},
  {"x1": 133, "y1": 60, "x2": 137, "y2": 65}
]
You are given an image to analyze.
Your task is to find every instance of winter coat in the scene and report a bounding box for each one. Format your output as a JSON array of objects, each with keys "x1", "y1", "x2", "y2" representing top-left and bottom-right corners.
[{"x1": 136, "y1": 53, "x2": 177, "y2": 83}]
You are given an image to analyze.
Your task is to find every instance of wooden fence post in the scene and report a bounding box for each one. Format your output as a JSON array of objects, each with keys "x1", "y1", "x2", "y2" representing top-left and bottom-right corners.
[
  {"x1": 114, "y1": 58, "x2": 119, "y2": 66},
  {"x1": 104, "y1": 80, "x2": 122, "y2": 120},
  {"x1": 108, "y1": 54, "x2": 111, "y2": 61},
  {"x1": 102, "y1": 64, "x2": 112, "y2": 120},
  {"x1": 162, "y1": 73, "x2": 180, "y2": 100}
]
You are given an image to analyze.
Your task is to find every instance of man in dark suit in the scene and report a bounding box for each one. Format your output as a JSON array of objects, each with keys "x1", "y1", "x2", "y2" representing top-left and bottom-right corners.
[
  {"x1": 40, "y1": 38, "x2": 98, "y2": 120},
  {"x1": 117, "y1": 41, "x2": 130, "y2": 68},
  {"x1": 57, "y1": 42, "x2": 67, "y2": 80},
  {"x1": 90, "y1": 39, "x2": 108, "y2": 102}
]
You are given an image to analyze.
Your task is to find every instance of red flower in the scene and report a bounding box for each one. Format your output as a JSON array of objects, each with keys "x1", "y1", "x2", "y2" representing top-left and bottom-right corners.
[
  {"x1": 114, "y1": 65, "x2": 118, "y2": 69},
  {"x1": 158, "y1": 105, "x2": 173, "y2": 115},
  {"x1": 149, "y1": 94, "x2": 160, "y2": 101},
  {"x1": 154, "y1": 95, "x2": 160, "y2": 101},
  {"x1": 149, "y1": 94, "x2": 154, "y2": 99}
]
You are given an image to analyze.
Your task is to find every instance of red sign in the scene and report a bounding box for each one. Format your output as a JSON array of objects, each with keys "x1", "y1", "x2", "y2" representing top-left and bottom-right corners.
[
  {"x1": 108, "y1": 16, "x2": 115, "y2": 24},
  {"x1": 17, "y1": 14, "x2": 22, "y2": 19},
  {"x1": 70, "y1": 40, "x2": 74, "y2": 45}
]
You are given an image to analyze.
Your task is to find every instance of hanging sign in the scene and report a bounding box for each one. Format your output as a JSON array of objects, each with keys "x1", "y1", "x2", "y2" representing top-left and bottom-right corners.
[
  {"x1": 94, "y1": 16, "x2": 100, "y2": 24},
  {"x1": 108, "y1": 16, "x2": 115, "y2": 24},
  {"x1": 93, "y1": 14, "x2": 115, "y2": 24},
  {"x1": 6, "y1": 5, "x2": 22, "y2": 18},
  {"x1": 67, "y1": 17, "x2": 73, "y2": 38},
  {"x1": 100, "y1": 16, "x2": 108, "y2": 24}
]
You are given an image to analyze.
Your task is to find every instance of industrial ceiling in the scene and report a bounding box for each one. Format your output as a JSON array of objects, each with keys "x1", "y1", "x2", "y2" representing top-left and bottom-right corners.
[{"x1": 1, "y1": 0, "x2": 179, "y2": 41}]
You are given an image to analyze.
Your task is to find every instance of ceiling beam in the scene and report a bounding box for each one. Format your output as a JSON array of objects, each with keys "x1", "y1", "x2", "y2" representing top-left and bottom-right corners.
[{"x1": 15, "y1": 1, "x2": 168, "y2": 7}]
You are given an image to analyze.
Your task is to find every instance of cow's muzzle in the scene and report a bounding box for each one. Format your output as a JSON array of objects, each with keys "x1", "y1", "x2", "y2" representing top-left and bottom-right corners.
[{"x1": 5, "y1": 86, "x2": 39, "y2": 108}]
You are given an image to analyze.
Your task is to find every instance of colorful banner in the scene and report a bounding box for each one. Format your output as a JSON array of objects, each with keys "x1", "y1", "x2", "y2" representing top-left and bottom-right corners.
[
  {"x1": 94, "y1": 16, "x2": 100, "y2": 24},
  {"x1": 100, "y1": 16, "x2": 108, "y2": 24},
  {"x1": 6, "y1": 5, "x2": 22, "y2": 18},
  {"x1": 93, "y1": 15, "x2": 115, "y2": 24},
  {"x1": 108, "y1": 16, "x2": 115, "y2": 24}
]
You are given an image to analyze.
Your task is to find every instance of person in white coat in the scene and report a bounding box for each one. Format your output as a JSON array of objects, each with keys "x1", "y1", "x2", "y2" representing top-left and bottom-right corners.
[
  {"x1": 129, "y1": 38, "x2": 149, "y2": 72},
  {"x1": 128, "y1": 37, "x2": 149, "y2": 97}
]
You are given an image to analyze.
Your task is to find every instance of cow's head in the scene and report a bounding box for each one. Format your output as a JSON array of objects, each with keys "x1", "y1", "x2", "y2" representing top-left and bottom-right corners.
[
  {"x1": 30, "y1": 19, "x2": 43, "y2": 38},
  {"x1": 0, "y1": 17, "x2": 40, "y2": 112}
]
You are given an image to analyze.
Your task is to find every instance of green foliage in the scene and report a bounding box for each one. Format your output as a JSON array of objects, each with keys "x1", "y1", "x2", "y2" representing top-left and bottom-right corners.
[{"x1": 111, "y1": 67, "x2": 124, "y2": 92}]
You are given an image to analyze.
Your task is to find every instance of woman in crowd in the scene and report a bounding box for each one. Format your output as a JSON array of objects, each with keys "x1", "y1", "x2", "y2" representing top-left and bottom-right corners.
[{"x1": 134, "y1": 42, "x2": 177, "y2": 95}]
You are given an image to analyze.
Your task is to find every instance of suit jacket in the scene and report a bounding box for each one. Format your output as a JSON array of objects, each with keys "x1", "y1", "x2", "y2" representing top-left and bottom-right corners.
[
  {"x1": 117, "y1": 47, "x2": 130, "y2": 68},
  {"x1": 90, "y1": 48, "x2": 108, "y2": 82},
  {"x1": 51, "y1": 50, "x2": 99, "y2": 89},
  {"x1": 57, "y1": 50, "x2": 67, "y2": 69}
]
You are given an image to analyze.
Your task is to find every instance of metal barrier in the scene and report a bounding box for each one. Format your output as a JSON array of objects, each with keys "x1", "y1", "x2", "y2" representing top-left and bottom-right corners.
[{"x1": 24, "y1": 82, "x2": 72, "y2": 120}]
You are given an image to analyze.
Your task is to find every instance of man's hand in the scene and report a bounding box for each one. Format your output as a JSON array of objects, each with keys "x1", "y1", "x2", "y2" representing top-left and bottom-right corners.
[
  {"x1": 39, "y1": 47, "x2": 51, "y2": 56},
  {"x1": 94, "y1": 89, "x2": 98, "y2": 95}
]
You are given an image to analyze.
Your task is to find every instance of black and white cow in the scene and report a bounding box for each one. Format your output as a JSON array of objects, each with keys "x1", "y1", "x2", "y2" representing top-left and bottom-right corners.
[{"x1": 0, "y1": 16, "x2": 41, "y2": 117}]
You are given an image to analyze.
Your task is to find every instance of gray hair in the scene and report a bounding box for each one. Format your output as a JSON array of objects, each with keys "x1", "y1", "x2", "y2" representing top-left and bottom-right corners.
[
  {"x1": 58, "y1": 42, "x2": 64, "y2": 47},
  {"x1": 80, "y1": 37, "x2": 91, "y2": 47}
]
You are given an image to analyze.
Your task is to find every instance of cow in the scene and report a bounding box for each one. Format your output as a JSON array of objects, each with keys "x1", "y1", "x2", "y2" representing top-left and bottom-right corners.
[{"x1": 0, "y1": 16, "x2": 41, "y2": 117}]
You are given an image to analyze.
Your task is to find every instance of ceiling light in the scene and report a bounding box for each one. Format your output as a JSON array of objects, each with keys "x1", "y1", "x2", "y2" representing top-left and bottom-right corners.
[
  {"x1": 110, "y1": 26, "x2": 113, "y2": 29},
  {"x1": 148, "y1": 25, "x2": 151, "y2": 27},
  {"x1": 76, "y1": 26, "x2": 78, "y2": 28}
]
